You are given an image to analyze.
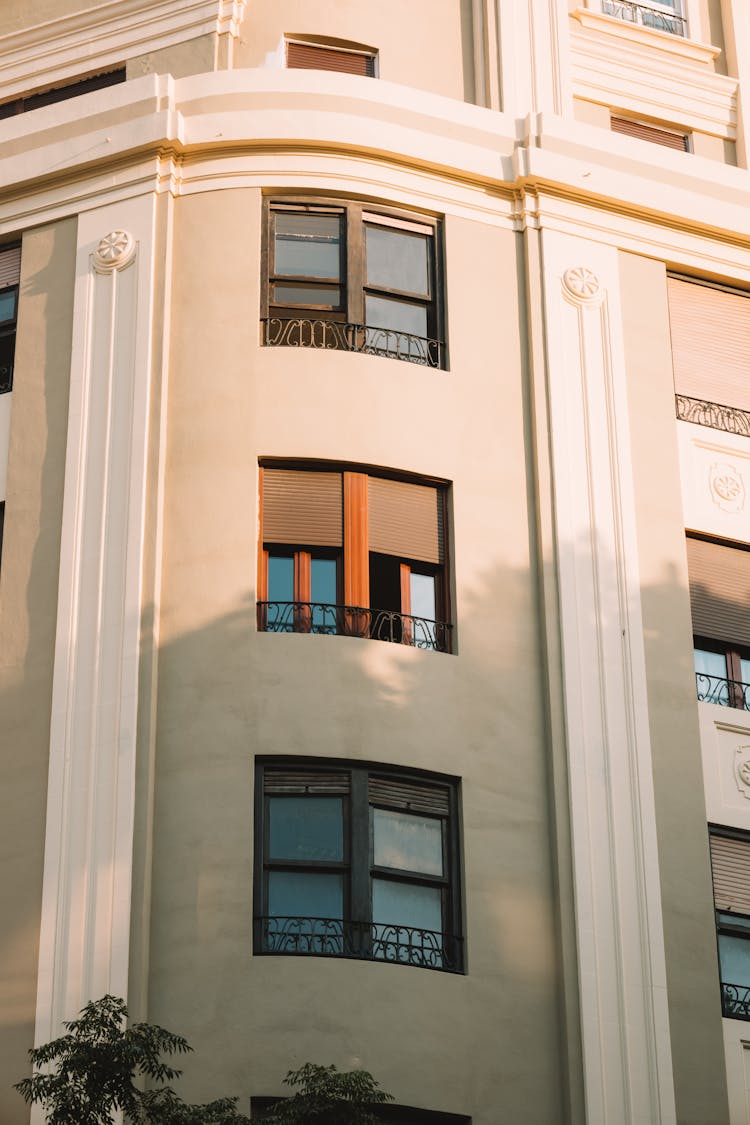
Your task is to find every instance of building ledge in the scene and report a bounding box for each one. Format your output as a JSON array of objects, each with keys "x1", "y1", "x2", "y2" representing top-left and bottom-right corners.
[{"x1": 570, "y1": 7, "x2": 720, "y2": 66}]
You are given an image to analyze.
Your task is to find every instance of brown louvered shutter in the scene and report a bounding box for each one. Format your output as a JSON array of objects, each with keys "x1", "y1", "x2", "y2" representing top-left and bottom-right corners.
[
  {"x1": 668, "y1": 277, "x2": 750, "y2": 410},
  {"x1": 368, "y1": 776, "x2": 450, "y2": 816},
  {"x1": 264, "y1": 767, "x2": 350, "y2": 795},
  {"x1": 286, "y1": 41, "x2": 375, "y2": 77},
  {"x1": 368, "y1": 478, "x2": 444, "y2": 564},
  {"x1": 263, "y1": 469, "x2": 343, "y2": 546},
  {"x1": 710, "y1": 834, "x2": 750, "y2": 914},
  {"x1": 611, "y1": 115, "x2": 688, "y2": 151},
  {"x1": 0, "y1": 245, "x2": 21, "y2": 289},
  {"x1": 687, "y1": 537, "x2": 750, "y2": 647}
]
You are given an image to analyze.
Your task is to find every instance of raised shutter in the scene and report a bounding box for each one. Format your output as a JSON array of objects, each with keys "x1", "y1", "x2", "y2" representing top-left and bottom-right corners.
[
  {"x1": 0, "y1": 245, "x2": 21, "y2": 290},
  {"x1": 286, "y1": 42, "x2": 374, "y2": 77},
  {"x1": 263, "y1": 469, "x2": 343, "y2": 546},
  {"x1": 611, "y1": 115, "x2": 688, "y2": 151},
  {"x1": 668, "y1": 276, "x2": 750, "y2": 409},
  {"x1": 368, "y1": 775, "x2": 450, "y2": 816},
  {"x1": 687, "y1": 536, "x2": 750, "y2": 647},
  {"x1": 368, "y1": 477, "x2": 444, "y2": 564},
  {"x1": 710, "y1": 834, "x2": 750, "y2": 914},
  {"x1": 264, "y1": 768, "x2": 350, "y2": 795}
]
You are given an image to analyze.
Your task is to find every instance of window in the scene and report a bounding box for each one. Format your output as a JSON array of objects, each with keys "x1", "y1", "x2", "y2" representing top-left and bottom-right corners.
[
  {"x1": 709, "y1": 829, "x2": 750, "y2": 1020},
  {"x1": 687, "y1": 536, "x2": 750, "y2": 709},
  {"x1": 601, "y1": 0, "x2": 686, "y2": 36},
  {"x1": 610, "y1": 115, "x2": 690, "y2": 151},
  {"x1": 261, "y1": 199, "x2": 444, "y2": 367},
  {"x1": 286, "y1": 38, "x2": 376, "y2": 77},
  {"x1": 0, "y1": 245, "x2": 20, "y2": 394},
  {"x1": 254, "y1": 760, "x2": 463, "y2": 972},
  {"x1": 257, "y1": 464, "x2": 451, "y2": 651},
  {"x1": 0, "y1": 68, "x2": 125, "y2": 121}
]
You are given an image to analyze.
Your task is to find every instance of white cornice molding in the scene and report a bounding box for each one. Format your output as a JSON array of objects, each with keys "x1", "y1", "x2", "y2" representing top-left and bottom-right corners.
[
  {"x1": 0, "y1": 0, "x2": 246, "y2": 100},
  {"x1": 570, "y1": 6, "x2": 720, "y2": 63}
]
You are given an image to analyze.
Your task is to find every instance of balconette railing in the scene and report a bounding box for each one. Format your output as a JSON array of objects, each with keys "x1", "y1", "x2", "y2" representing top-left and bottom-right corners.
[
  {"x1": 676, "y1": 394, "x2": 750, "y2": 437},
  {"x1": 696, "y1": 672, "x2": 750, "y2": 711},
  {"x1": 261, "y1": 317, "x2": 444, "y2": 368},
  {"x1": 257, "y1": 916, "x2": 462, "y2": 972},
  {"x1": 722, "y1": 981, "x2": 750, "y2": 1020},
  {"x1": 257, "y1": 601, "x2": 452, "y2": 652},
  {"x1": 602, "y1": 0, "x2": 687, "y2": 35}
]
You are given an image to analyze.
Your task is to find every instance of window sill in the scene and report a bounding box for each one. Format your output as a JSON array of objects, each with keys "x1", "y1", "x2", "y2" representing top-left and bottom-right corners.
[{"x1": 571, "y1": 7, "x2": 720, "y2": 65}]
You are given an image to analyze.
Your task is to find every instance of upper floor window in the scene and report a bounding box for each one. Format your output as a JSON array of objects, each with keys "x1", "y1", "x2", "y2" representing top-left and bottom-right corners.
[
  {"x1": 261, "y1": 199, "x2": 444, "y2": 368},
  {"x1": 610, "y1": 114, "x2": 690, "y2": 151},
  {"x1": 709, "y1": 828, "x2": 750, "y2": 1020},
  {"x1": 286, "y1": 38, "x2": 376, "y2": 77},
  {"x1": 254, "y1": 760, "x2": 463, "y2": 972},
  {"x1": 257, "y1": 464, "x2": 451, "y2": 652},
  {"x1": 688, "y1": 535, "x2": 750, "y2": 710},
  {"x1": 0, "y1": 68, "x2": 125, "y2": 121},
  {"x1": 602, "y1": 0, "x2": 686, "y2": 36},
  {"x1": 0, "y1": 244, "x2": 20, "y2": 395}
]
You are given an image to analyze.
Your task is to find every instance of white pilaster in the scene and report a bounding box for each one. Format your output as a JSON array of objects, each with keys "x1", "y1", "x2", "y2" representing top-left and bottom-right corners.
[
  {"x1": 498, "y1": 0, "x2": 572, "y2": 118},
  {"x1": 540, "y1": 232, "x2": 676, "y2": 1125},
  {"x1": 34, "y1": 198, "x2": 157, "y2": 1049},
  {"x1": 721, "y1": 0, "x2": 750, "y2": 168}
]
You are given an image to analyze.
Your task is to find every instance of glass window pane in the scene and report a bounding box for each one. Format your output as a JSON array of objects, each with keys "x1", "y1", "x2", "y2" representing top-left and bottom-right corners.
[
  {"x1": 272, "y1": 283, "x2": 341, "y2": 307},
  {"x1": 268, "y1": 555, "x2": 294, "y2": 602},
  {"x1": 0, "y1": 289, "x2": 16, "y2": 325},
  {"x1": 274, "y1": 213, "x2": 342, "y2": 279},
  {"x1": 694, "y1": 647, "x2": 730, "y2": 705},
  {"x1": 372, "y1": 878, "x2": 442, "y2": 932},
  {"x1": 410, "y1": 572, "x2": 436, "y2": 622},
  {"x1": 741, "y1": 658, "x2": 750, "y2": 686},
  {"x1": 365, "y1": 294, "x2": 427, "y2": 337},
  {"x1": 311, "y1": 558, "x2": 337, "y2": 604},
  {"x1": 365, "y1": 225, "x2": 429, "y2": 296},
  {"x1": 373, "y1": 808, "x2": 443, "y2": 875},
  {"x1": 268, "y1": 870, "x2": 343, "y2": 919},
  {"x1": 694, "y1": 648, "x2": 727, "y2": 678},
  {"x1": 269, "y1": 796, "x2": 343, "y2": 861},
  {"x1": 719, "y1": 933, "x2": 750, "y2": 989}
]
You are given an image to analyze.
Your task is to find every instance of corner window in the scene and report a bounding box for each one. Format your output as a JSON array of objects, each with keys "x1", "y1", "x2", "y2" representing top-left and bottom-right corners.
[
  {"x1": 687, "y1": 536, "x2": 750, "y2": 710},
  {"x1": 254, "y1": 761, "x2": 463, "y2": 972},
  {"x1": 0, "y1": 244, "x2": 20, "y2": 394},
  {"x1": 257, "y1": 464, "x2": 451, "y2": 652},
  {"x1": 0, "y1": 68, "x2": 125, "y2": 120},
  {"x1": 261, "y1": 200, "x2": 444, "y2": 368},
  {"x1": 601, "y1": 0, "x2": 686, "y2": 36},
  {"x1": 709, "y1": 829, "x2": 750, "y2": 1020},
  {"x1": 286, "y1": 39, "x2": 376, "y2": 77}
]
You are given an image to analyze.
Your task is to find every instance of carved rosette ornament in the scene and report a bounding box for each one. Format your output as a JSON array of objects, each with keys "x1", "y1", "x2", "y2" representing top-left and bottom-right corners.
[
  {"x1": 562, "y1": 266, "x2": 601, "y2": 303},
  {"x1": 709, "y1": 461, "x2": 745, "y2": 513},
  {"x1": 93, "y1": 229, "x2": 136, "y2": 273},
  {"x1": 734, "y1": 747, "x2": 750, "y2": 799}
]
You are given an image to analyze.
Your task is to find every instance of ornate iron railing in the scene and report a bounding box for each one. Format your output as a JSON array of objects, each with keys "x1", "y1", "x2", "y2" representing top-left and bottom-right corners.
[
  {"x1": 722, "y1": 981, "x2": 750, "y2": 1020},
  {"x1": 696, "y1": 673, "x2": 750, "y2": 711},
  {"x1": 602, "y1": 0, "x2": 687, "y2": 35},
  {"x1": 257, "y1": 916, "x2": 462, "y2": 972},
  {"x1": 0, "y1": 330, "x2": 14, "y2": 394},
  {"x1": 676, "y1": 394, "x2": 750, "y2": 438},
  {"x1": 261, "y1": 317, "x2": 443, "y2": 369},
  {"x1": 257, "y1": 601, "x2": 452, "y2": 653}
]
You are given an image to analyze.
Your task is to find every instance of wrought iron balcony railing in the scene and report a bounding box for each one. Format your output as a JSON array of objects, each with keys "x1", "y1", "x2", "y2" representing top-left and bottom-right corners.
[
  {"x1": 696, "y1": 672, "x2": 750, "y2": 711},
  {"x1": 602, "y1": 0, "x2": 687, "y2": 35},
  {"x1": 261, "y1": 317, "x2": 444, "y2": 369},
  {"x1": 722, "y1": 981, "x2": 750, "y2": 1020},
  {"x1": 676, "y1": 394, "x2": 750, "y2": 438},
  {"x1": 256, "y1": 915, "x2": 462, "y2": 972},
  {"x1": 257, "y1": 601, "x2": 452, "y2": 653}
]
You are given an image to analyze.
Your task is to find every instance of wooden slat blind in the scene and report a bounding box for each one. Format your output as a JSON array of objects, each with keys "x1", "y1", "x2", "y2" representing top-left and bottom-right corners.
[
  {"x1": 368, "y1": 478, "x2": 444, "y2": 564},
  {"x1": 263, "y1": 469, "x2": 343, "y2": 547},
  {"x1": 368, "y1": 775, "x2": 450, "y2": 816},
  {"x1": 286, "y1": 41, "x2": 375, "y2": 77},
  {"x1": 0, "y1": 245, "x2": 21, "y2": 290},
  {"x1": 265, "y1": 768, "x2": 350, "y2": 795},
  {"x1": 611, "y1": 115, "x2": 689, "y2": 151},
  {"x1": 710, "y1": 834, "x2": 750, "y2": 914},
  {"x1": 687, "y1": 536, "x2": 750, "y2": 647},
  {"x1": 668, "y1": 277, "x2": 750, "y2": 409}
]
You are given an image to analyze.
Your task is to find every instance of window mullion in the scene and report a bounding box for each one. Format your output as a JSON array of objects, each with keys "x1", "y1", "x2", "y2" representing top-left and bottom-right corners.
[
  {"x1": 346, "y1": 203, "x2": 364, "y2": 327},
  {"x1": 349, "y1": 770, "x2": 370, "y2": 936}
]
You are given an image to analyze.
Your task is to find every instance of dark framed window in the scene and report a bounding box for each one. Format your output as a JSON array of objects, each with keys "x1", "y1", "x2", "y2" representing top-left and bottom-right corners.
[
  {"x1": 257, "y1": 463, "x2": 452, "y2": 652},
  {"x1": 254, "y1": 760, "x2": 463, "y2": 973},
  {"x1": 0, "y1": 68, "x2": 125, "y2": 121},
  {"x1": 687, "y1": 535, "x2": 750, "y2": 709},
  {"x1": 709, "y1": 828, "x2": 750, "y2": 1020},
  {"x1": 261, "y1": 198, "x2": 445, "y2": 368},
  {"x1": 0, "y1": 244, "x2": 20, "y2": 394}
]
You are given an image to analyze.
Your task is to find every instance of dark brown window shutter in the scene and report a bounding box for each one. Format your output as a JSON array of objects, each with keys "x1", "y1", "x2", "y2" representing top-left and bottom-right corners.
[
  {"x1": 263, "y1": 469, "x2": 343, "y2": 547},
  {"x1": 286, "y1": 42, "x2": 375, "y2": 77},
  {"x1": 0, "y1": 245, "x2": 21, "y2": 289},
  {"x1": 367, "y1": 477, "x2": 444, "y2": 564},
  {"x1": 264, "y1": 768, "x2": 350, "y2": 794},
  {"x1": 368, "y1": 776, "x2": 450, "y2": 816},
  {"x1": 710, "y1": 834, "x2": 750, "y2": 914},
  {"x1": 668, "y1": 277, "x2": 750, "y2": 410},
  {"x1": 687, "y1": 536, "x2": 750, "y2": 647},
  {"x1": 611, "y1": 115, "x2": 689, "y2": 151}
]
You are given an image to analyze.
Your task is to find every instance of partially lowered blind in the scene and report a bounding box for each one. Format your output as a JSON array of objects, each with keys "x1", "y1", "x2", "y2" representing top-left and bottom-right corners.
[
  {"x1": 611, "y1": 115, "x2": 688, "y2": 151},
  {"x1": 264, "y1": 767, "x2": 350, "y2": 795},
  {"x1": 368, "y1": 477, "x2": 444, "y2": 565},
  {"x1": 0, "y1": 245, "x2": 21, "y2": 290},
  {"x1": 668, "y1": 277, "x2": 750, "y2": 410},
  {"x1": 263, "y1": 469, "x2": 343, "y2": 546},
  {"x1": 286, "y1": 42, "x2": 375, "y2": 77},
  {"x1": 710, "y1": 834, "x2": 750, "y2": 914},
  {"x1": 368, "y1": 775, "x2": 450, "y2": 816},
  {"x1": 687, "y1": 536, "x2": 750, "y2": 647}
]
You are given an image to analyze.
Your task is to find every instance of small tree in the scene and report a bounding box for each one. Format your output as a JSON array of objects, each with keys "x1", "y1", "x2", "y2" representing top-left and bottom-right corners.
[
  {"x1": 14, "y1": 995, "x2": 251, "y2": 1125},
  {"x1": 264, "y1": 1063, "x2": 394, "y2": 1124}
]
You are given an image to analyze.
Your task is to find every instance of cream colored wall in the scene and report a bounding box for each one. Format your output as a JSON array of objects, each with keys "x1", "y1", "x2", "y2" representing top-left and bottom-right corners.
[
  {"x1": 619, "y1": 249, "x2": 731, "y2": 1125},
  {"x1": 127, "y1": 36, "x2": 218, "y2": 82},
  {"x1": 0, "y1": 217, "x2": 76, "y2": 1124},
  {"x1": 147, "y1": 185, "x2": 566, "y2": 1123},
  {"x1": 234, "y1": 0, "x2": 476, "y2": 103},
  {"x1": 0, "y1": 0, "x2": 84, "y2": 36}
]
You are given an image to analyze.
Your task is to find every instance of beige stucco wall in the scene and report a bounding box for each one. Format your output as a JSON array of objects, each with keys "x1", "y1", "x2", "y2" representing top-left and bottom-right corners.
[
  {"x1": 619, "y1": 248, "x2": 731, "y2": 1125},
  {"x1": 145, "y1": 184, "x2": 565, "y2": 1123},
  {"x1": 0, "y1": 217, "x2": 76, "y2": 1124}
]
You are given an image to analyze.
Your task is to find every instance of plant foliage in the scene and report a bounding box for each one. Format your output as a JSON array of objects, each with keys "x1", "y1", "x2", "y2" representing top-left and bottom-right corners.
[{"x1": 263, "y1": 1062, "x2": 394, "y2": 1124}]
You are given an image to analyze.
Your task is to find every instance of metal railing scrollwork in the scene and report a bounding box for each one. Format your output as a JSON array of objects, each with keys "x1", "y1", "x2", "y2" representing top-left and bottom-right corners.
[
  {"x1": 261, "y1": 317, "x2": 443, "y2": 368},
  {"x1": 602, "y1": 0, "x2": 687, "y2": 35},
  {"x1": 722, "y1": 981, "x2": 750, "y2": 1020},
  {"x1": 257, "y1": 916, "x2": 462, "y2": 972},
  {"x1": 695, "y1": 672, "x2": 750, "y2": 711},
  {"x1": 676, "y1": 395, "x2": 750, "y2": 437},
  {"x1": 257, "y1": 601, "x2": 452, "y2": 653}
]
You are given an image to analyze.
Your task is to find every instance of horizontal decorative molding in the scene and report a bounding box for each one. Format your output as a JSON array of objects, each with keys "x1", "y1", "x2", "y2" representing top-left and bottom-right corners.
[{"x1": 570, "y1": 9, "x2": 736, "y2": 138}]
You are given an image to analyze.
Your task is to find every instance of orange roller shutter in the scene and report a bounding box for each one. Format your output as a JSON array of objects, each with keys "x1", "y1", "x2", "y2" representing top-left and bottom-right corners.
[
  {"x1": 686, "y1": 536, "x2": 750, "y2": 647},
  {"x1": 611, "y1": 115, "x2": 688, "y2": 150},
  {"x1": 286, "y1": 42, "x2": 375, "y2": 77},
  {"x1": 668, "y1": 277, "x2": 750, "y2": 410},
  {"x1": 710, "y1": 834, "x2": 750, "y2": 915},
  {"x1": 263, "y1": 469, "x2": 343, "y2": 546},
  {"x1": 368, "y1": 477, "x2": 444, "y2": 565},
  {"x1": 0, "y1": 245, "x2": 21, "y2": 289}
]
